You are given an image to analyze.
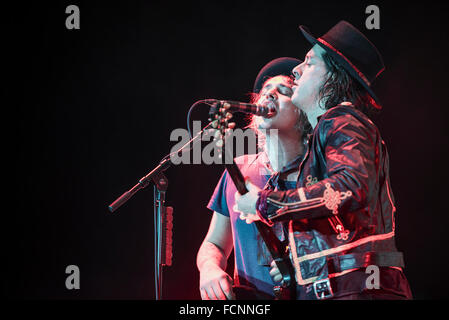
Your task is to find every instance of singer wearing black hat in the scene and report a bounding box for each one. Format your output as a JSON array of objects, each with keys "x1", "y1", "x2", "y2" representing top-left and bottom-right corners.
[
  {"x1": 235, "y1": 21, "x2": 412, "y2": 299},
  {"x1": 196, "y1": 57, "x2": 312, "y2": 300}
]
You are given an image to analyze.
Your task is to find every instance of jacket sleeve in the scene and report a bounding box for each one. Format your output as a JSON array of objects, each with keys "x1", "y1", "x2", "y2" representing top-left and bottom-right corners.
[{"x1": 256, "y1": 111, "x2": 380, "y2": 223}]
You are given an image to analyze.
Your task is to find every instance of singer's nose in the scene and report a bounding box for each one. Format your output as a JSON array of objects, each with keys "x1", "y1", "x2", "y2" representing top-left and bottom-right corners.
[
  {"x1": 292, "y1": 64, "x2": 302, "y2": 80},
  {"x1": 263, "y1": 89, "x2": 277, "y2": 101}
]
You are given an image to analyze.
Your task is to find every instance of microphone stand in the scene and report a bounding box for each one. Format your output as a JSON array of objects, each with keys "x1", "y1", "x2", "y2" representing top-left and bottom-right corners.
[{"x1": 108, "y1": 119, "x2": 213, "y2": 300}]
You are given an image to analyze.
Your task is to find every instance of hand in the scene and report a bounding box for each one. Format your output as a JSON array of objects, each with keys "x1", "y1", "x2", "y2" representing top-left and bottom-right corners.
[
  {"x1": 199, "y1": 263, "x2": 235, "y2": 300},
  {"x1": 269, "y1": 260, "x2": 283, "y2": 283},
  {"x1": 233, "y1": 179, "x2": 261, "y2": 224}
]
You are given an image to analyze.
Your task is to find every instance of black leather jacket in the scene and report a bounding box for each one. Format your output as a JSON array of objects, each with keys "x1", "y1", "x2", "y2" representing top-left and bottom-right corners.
[{"x1": 256, "y1": 104, "x2": 407, "y2": 293}]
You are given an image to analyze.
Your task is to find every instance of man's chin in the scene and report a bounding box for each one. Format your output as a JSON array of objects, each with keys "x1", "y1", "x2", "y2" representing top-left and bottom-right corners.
[
  {"x1": 291, "y1": 93, "x2": 301, "y2": 108},
  {"x1": 291, "y1": 95, "x2": 307, "y2": 113},
  {"x1": 257, "y1": 122, "x2": 271, "y2": 130},
  {"x1": 257, "y1": 118, "x2": 276, "y2": 130}
]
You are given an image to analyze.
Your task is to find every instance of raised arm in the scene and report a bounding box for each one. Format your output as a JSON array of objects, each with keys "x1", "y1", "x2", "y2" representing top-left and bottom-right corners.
[{"x1": 257, "y1": 110, "x2": 382, "y2": 223}]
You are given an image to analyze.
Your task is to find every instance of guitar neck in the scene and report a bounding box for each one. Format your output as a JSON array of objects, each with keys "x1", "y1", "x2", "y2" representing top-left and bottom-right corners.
[
  {"x1": 224, "y1": 160, "x2": 285, "y2": 250},
  {"x1": 224, "y1": 158, "x2": 296, "y2": 299},
  {"x1": 212, "y1": 111, "x2": 296, "y2": 299},
  {"x1": 224, "y1": 161, "x2": 248, "y2": 195}
]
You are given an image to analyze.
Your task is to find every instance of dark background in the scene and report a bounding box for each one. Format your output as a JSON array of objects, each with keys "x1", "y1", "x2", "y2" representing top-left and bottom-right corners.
[{"x1": 6, "y1": 0, "x2": 449, "y2": 300}]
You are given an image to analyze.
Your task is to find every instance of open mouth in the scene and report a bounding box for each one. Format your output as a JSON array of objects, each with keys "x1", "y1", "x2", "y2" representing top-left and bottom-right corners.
[{"x1": 265, "y1": 101, "x2": 277, "y2": 118}]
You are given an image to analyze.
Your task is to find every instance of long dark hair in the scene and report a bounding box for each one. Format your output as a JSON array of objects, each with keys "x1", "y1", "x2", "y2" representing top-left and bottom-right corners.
[{"x1": 319, "y1": 52, "x2": 381, "y2": 115}]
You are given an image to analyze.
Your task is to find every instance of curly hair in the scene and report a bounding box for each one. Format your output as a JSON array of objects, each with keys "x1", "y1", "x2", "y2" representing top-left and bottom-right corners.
[{"x1": 319, "y1": 52, "x2": 381, "y2": 115}]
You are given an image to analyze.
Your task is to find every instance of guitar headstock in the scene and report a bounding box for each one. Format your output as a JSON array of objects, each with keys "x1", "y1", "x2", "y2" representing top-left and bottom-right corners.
[
  {"x1": 207, "y1": 101, "x2": 248, "y2": 195},
  {"x1": 208, "y1": 102, "x2": 236, "y2": 157}
]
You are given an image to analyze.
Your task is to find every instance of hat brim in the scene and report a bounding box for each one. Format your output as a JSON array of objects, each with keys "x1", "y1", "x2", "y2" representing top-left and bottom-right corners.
[
  {"x1": 253, "y1": 57, "x2": 302, "y2": 94},
  {"x1": 299, "y1": 25, "x2": 381, "y2": 106}
]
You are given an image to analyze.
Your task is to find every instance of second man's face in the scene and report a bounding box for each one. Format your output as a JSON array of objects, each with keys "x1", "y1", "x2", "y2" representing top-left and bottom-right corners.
[
  {"x1": 291, "y1": 44, "x2": 328, "y2": 114},
  {"x1": 254, "y1": 75, "x2": 299, "y2": 132}
]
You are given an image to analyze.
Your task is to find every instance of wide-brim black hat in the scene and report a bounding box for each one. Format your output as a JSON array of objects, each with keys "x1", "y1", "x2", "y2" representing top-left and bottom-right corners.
[
  {"x1": 299, "y1": 20, "x2": 384, "y2": 107},
  {"x1": 253, "y1": 57, "x2": 302, "y2": 94}
]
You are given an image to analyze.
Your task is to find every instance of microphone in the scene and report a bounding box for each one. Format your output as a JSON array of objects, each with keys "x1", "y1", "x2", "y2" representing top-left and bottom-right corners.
[{"x1": 206, "y1": 99, "x2": 276, "y2": 118}]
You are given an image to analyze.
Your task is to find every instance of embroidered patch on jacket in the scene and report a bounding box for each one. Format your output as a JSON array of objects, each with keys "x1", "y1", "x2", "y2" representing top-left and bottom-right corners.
[
  {"x1": 305, "y1": 175, "x2": 318, "y2": 187},
  {"x1": 335, "y1": 224, "x2": 350, "y2": 241},
  {"x1": 323, "y1": 183, "x2": 352, "y2": 215}
]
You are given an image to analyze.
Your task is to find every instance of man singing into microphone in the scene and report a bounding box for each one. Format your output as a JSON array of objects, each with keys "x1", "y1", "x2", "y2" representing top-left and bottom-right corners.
[
  {"x1": 235, "y1": 21, "x2": 412, "y2": 299},
  {"x1": 196, "y1": 57, "x2": 311, "y2": 299}
]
